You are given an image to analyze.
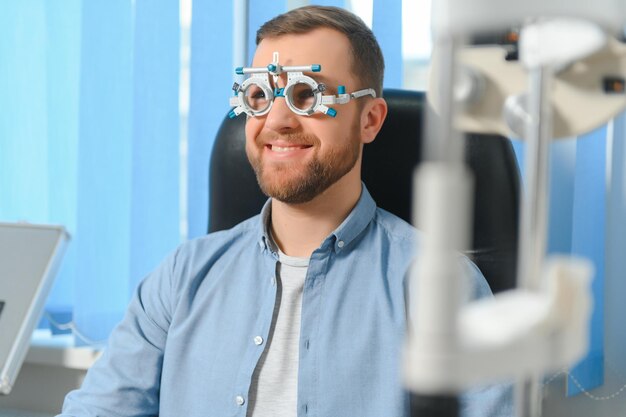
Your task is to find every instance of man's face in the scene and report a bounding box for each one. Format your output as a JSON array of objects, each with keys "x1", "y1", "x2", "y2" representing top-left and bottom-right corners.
[{"x1": 245, "y1": 28, "x2": 365, "y2": 204}]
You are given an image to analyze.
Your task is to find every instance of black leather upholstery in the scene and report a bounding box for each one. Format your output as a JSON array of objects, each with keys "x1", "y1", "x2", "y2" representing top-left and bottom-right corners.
[{"x1": 209, "y1": 89, "x2": 520, "y2": 293}]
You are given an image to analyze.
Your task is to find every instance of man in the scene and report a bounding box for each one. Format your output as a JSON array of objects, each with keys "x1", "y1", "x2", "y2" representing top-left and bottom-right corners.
[{"x1": 58, "y1": 6, "x2": 511, "y2": 417}]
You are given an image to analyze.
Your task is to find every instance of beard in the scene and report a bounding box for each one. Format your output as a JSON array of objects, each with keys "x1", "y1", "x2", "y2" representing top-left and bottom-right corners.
[{"x1": 246, "y1": 122, "x2": 361, "y2": 204}]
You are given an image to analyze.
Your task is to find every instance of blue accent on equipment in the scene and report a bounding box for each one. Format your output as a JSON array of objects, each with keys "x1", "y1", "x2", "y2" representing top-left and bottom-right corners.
[
  {"x1": 311, "y1": 64, "x2": 321, "y2": 72},
  {"x1": 327, "y1": 108, "x2": 337, "y2": 117},
  {"x1": 228, "y1": 109, "x2": 237, "y2": 119},
  {"x1": 338, "y1": 85, "x2": 346, "y2": 95},
  {"x1": 235, "y1": 67, "x2": 244, "y2": 75},
  {"x1": 267, "y1": 64, "x2": 276, "y2": 72},
  {"x1": 274, "y1": 87, "x2": 285, "y2": 97}
]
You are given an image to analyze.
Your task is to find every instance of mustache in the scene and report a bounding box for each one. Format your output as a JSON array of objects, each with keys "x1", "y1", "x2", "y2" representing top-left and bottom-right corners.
[{"x1": 256, "y1": 130, "x2": 320, "y2": 146}]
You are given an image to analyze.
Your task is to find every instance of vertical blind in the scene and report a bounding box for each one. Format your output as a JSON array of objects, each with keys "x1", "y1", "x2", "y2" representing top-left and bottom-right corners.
[
  {"x1": 0, "y1": 0, "x2": 181, "y2": 344},
  {"x1": 512, "y1": 126, "x2": 609, "y2": 395}
]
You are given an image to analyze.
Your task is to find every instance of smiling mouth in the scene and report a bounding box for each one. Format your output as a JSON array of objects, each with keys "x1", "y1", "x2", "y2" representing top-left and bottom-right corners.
[{"x1": 266, "y1": 144, "x2": 313, "y2": 152}]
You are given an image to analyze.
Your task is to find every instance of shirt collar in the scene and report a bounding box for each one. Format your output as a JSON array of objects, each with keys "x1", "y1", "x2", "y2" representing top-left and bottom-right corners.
[
  {"x1": 256, "y1": 183, "x2": 377, "y2": 254},
  {"x1": 328, "y1": 183, "x2": 376, "y2": 253}
]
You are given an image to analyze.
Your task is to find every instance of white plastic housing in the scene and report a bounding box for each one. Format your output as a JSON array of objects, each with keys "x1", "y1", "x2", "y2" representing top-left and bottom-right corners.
[
  {"x1": 405, "y1": 256, "x2": 593, "y2": 393},
  {"x1": 432, "y1": 0, "x2": 625, "y2": 35}
]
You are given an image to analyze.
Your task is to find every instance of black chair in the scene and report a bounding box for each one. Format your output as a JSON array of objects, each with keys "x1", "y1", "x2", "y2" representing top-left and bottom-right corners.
[{"x1": 209, "y1": 89, "x2": 520, "y2": 293}]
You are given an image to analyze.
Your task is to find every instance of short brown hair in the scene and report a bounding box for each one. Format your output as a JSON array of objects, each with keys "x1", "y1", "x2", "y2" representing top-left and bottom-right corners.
[{"x1": 256, "y1": 6, "x2": 385, "y2": 97}]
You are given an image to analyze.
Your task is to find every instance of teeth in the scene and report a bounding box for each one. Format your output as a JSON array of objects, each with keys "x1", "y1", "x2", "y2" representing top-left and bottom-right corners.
[{"x1": 272, "y1": 146, "x2": 301, "y2": 152}]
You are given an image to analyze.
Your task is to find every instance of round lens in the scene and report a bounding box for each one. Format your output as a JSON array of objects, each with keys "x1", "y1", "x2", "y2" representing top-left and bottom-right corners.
[
  {"x1": 288, "y1": 82, "x2": 317, "y2": 113},
  {"x1": 244, "y1": 82, "x2": 271, "y2": 113}
]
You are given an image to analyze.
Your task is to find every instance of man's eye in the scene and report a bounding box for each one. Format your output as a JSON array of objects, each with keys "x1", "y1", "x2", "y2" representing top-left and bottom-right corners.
[
  {"x1": 252, "y1": 91, "x2": 266, "y2": 99},
  {"x1": 298, "y1": 89, "x2": 314, "y2": 99}
]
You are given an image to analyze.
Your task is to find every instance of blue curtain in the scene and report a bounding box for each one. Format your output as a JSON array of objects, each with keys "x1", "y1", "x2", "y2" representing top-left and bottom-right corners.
[
  {"x1": 248, "y1": 1, "x2": 289, "y2": 64},
  {"x1": 0, "y1": 2, "x2": 52, "y2": 227},
  {"x1": 186, "y1": 0, "x2": 235, "y2": 239},
  {"x1": 373, "y1": 0, "x2": 403, "y2": 88},
  {"x1": 0, "y1": 0, "x2": 181, "y2": 344},
  {"x1": 0, "y1": 0, "x2": 80, "y2": 329},
  {"x1": 512, "y1": 126, "x2": 609, "y2": 395}
]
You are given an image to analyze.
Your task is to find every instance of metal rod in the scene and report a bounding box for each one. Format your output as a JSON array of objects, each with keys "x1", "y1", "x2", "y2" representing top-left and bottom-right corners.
[
  {"x1": 517, "y1": 66, "x2": 553, "y2": 292},
  {"x1": 425, "y1": 34, "x2": 465, "y2": 166},
  {"x1": 515, "y1": 65, "x2": 554, "y2": 417}
]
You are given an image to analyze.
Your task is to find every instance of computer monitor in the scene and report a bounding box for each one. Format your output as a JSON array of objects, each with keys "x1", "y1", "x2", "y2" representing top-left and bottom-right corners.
[{"x1": 0, "y1": 223, "x2": 69, "y2": 395}]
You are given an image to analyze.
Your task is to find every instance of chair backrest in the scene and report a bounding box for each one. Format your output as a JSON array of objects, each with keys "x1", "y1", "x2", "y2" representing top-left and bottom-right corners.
[{"x1": 209, "y1": 89, "x2": 520, "y2": 293}]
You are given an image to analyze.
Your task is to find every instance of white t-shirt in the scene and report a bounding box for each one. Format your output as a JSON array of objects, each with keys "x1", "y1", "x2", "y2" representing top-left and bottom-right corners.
[{"x1": 246, "y1": 246, "x2": 309, "y2": 417}]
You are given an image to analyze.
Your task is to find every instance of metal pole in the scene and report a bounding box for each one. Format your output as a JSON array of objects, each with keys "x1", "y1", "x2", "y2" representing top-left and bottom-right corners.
[
  {"x1": 515, "y1": 65, "x2": 554, "y2": 417},
  {"x1": 517, "y1": 66, "x2": 553, "y2": 293},
  {"x1": 425, "y1": 34, "x2": 465, "y2": 166}
]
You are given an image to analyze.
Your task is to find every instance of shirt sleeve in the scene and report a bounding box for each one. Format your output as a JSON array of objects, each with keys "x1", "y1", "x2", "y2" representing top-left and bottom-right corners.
[
  {"x1": 458, "y1": 253, "x2": 494, "y2": 301},
  {"x1": 56, "y1": 248, "x2": 180, "y2": 417}
]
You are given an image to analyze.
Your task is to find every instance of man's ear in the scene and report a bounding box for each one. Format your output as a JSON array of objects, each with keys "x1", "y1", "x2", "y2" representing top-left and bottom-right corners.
[{"x1": 360, "y1": 97, "x2": 388, "y2": 144}]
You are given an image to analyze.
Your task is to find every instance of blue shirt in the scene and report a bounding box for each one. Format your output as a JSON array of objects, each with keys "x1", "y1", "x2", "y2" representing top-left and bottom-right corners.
[{"x1": 58, "y1": 185, "x2": 511, "y2": 417}]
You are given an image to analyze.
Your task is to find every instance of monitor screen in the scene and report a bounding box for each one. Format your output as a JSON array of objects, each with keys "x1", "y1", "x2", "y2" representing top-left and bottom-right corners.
[{"x1": 0, "y1": 223, "x2": 68, "y2": 395}]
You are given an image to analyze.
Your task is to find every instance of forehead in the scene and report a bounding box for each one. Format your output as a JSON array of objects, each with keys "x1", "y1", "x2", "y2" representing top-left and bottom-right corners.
[{"x1": 252, "y1": 28, "x2": 354, "y2": 84}]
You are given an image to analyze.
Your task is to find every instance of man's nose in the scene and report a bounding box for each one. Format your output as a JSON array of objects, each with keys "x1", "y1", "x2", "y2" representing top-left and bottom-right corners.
[{"x1": 263, "y1": 95, "x2": 300, "y2": 133}]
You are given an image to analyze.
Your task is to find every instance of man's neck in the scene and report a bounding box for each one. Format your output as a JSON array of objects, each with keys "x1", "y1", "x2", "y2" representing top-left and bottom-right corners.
[{"x1": 270, "y1": 175, "x2": 362, "y2": 258}]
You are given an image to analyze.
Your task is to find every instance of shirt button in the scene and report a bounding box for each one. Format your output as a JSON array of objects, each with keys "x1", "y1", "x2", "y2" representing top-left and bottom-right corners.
[
  {"x1": 235, "y1": 395, "x2": 245, "y2": 406},
  {"x1": 337, "y1": 240, "x2": 345, "y2": 248},
  {"x1": 254, "y1": 336, "x2": 264, "y2": 345}
]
